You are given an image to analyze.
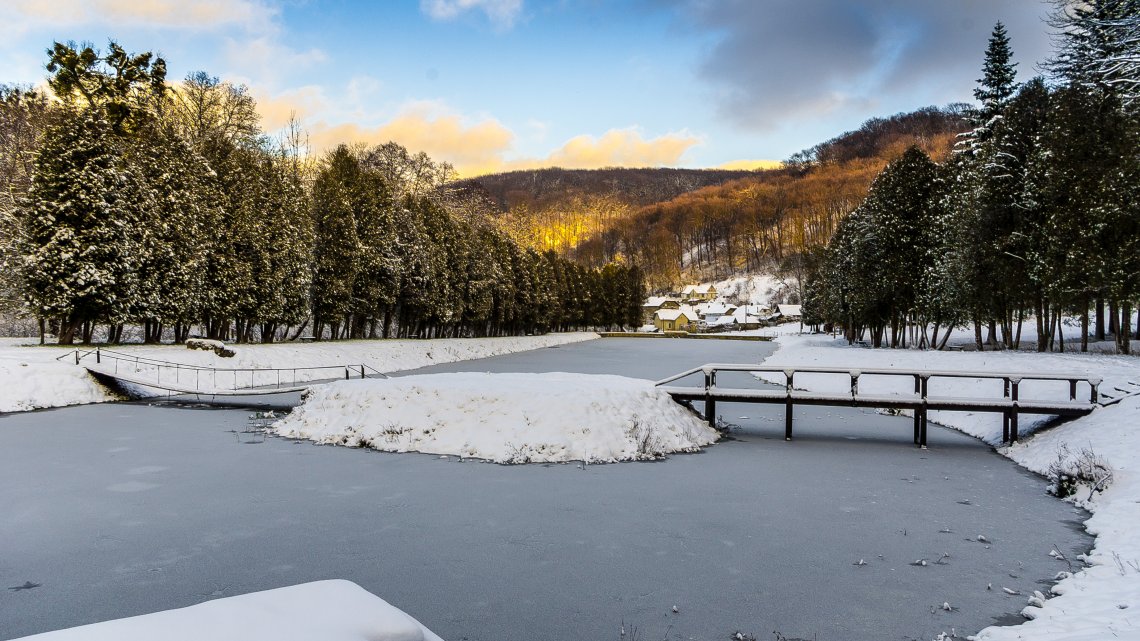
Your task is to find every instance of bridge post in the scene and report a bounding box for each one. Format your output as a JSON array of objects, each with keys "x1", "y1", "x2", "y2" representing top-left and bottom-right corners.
[
  {"x1": 704, "y1": 370, "x2": 716, "y2": 427},
  {"x1": 1002, "y1": 377, "x2": 1011, "y2": 443},
  {"x1": 913, "y1": 375, "x2": 920, "y2": 444},
  {"x1": 785, "y1": 370, "x2": 794, "y2": 440},
  {"x1": 919, "y1": 375, "x2": 929, "y2": 448},
  {"x1": 1009, "y1": 379, "x2": 1020, "y2": 443}
]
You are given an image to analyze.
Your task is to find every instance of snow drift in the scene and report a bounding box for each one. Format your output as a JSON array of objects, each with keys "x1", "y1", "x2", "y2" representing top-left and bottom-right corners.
[
  {"x1": 13, "y1": 579, "x2": 442, "y2": 641},
  {"x1": 273, "y1": 372, "x2": 719, "y2": 463}
]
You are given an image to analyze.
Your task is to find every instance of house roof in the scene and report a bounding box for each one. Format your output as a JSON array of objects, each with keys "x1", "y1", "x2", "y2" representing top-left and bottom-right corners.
[
  {"x1": 643, "y1": 296, "x2": 670, "y2": 308},
  {"x1": 654, "y1": 309, "x2": 693, "y2": 322},
  {"x1": 778, "y1": 304, "x2": 802, "y2": 317}
]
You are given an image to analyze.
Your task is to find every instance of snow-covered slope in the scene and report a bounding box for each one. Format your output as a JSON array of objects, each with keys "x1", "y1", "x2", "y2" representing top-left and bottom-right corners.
[
  {"x1": 0, "y1": 334, "x2": 598, "y2": 413},
  {"x1": 274, "y1": 372, "x2": 719, "y2": 464}
]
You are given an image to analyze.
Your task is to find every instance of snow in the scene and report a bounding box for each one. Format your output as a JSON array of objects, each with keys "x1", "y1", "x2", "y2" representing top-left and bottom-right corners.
[
  {"x1": 0, "y1": 334, "x2": 598, "y2": 412},
  {"x1": 12, "y1": 580, "x2": 443, "y2": 641},
  {"x1": 273, "y1": 372, "x2": 720, "y2": 464},
  {"x1": 708, "y1": 273, "x2": 788, "y2": 306},
  {"x1": 761, "y1": 332, "x2": 1140, "y2": 641}
]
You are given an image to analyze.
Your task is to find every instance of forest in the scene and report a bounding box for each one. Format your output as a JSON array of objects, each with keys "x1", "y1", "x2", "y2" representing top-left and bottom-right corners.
[
  {"x1": 804, "y1": 4, "x2": 1140, "y2": 354},
  {"x1": 0, "y1": 44, "x2": 645, "y2": 345}
]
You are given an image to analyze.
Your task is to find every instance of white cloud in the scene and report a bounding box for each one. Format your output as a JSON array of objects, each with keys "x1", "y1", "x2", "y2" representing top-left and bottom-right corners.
[
  {"x1": 0, "y1": 0, "x2": 278, "y2": 35},
  {"x1": 420, "y1": 0, "x2": 524, "y2": 31}
]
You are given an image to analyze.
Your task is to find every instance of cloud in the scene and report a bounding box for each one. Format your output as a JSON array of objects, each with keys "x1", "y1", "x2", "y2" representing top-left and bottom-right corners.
[
  {"x1": 263, "y1": 95, "x2": 702, "y2": 177},
  {"x1": 420, "y1": 0, "x2": 524, "y2": 31},
  {"x1": 717, "y1": 159, "x2": 783, "y2": 171},
  {"x1": 676, "y1": 0, "x2": 1054, "y2": 129},
  {"x1": 0, "y1": 0, "x2": 277, "y2": 34},
  {"x1": 223, "y1": 37, "x2": 328, "y2": 84},
  {"x1": 538, "y1": 128, "x2": 700, "y2": 171}
]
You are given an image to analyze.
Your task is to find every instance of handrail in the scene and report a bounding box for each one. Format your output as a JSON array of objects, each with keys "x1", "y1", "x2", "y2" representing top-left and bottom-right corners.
[{"x1": 78, "y1": 346, "x2": 391, "y2": 396}]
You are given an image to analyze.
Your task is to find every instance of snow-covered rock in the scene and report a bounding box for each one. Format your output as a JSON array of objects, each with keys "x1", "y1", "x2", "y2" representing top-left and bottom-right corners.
[
  {"x1": 12, "y1": 580, "x2": 442, "y2": 641},
  {"x1": 274, "y1": 372, "x2": 719, "y2": 463}
]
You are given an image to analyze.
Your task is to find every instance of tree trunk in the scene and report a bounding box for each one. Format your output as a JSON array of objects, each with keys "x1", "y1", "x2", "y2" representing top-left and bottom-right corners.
[
  {"x1": 973, "y1": 317, "x2": 983, "y2": 351},
  {"x1": 1081, "y1": 295, "x2": 1089, "y2": 352},
  {"x1": 1095, "y1": 297, "x2": 1106, "y2": 341},
  {"x1": 1121, "y1": 302, "x2": 1133, "y2": 355}
]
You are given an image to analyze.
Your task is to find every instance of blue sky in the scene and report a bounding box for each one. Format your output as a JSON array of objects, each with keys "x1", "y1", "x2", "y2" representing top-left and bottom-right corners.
[{"x1": 1, "y1": 1, "x2": 1056, "y2": 176}]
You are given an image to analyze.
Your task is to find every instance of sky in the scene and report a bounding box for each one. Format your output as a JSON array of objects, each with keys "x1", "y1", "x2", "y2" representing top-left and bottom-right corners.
[{"x1": 0, "y1": 0, "x2": 1057, "y2": 177}]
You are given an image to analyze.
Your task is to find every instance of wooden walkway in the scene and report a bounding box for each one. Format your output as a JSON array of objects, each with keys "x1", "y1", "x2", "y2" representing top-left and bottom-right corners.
[{"x1": 656, "y1": 364, "x2": 1102, "y2": 447}]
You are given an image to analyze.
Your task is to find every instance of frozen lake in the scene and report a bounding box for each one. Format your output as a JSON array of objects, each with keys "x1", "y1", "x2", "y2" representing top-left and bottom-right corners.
[{"x1": 0, "y1": 338, "x2": 1090, "y2": 640}]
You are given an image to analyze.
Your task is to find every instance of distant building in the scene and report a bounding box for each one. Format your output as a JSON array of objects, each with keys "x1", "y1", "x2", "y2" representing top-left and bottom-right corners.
[
  {"x1": 642, "y1": 296, "x2": 681, "y2": 323},
  {"x1": 680, "y1": 284, "x2": 717, "y2": 302},
  {"x1": 777, "y1": 304, "x2": 802, "y2": 320},
  {"x1": 653, "y1": 308, "x2": 695, "y2": 332}
]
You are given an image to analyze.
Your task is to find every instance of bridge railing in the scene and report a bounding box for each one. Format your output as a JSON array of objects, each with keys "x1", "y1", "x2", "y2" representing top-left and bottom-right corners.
[
  {"x1": 77, "y1": 347, "x2": 389, "y2": 395},
  {"x1": 656, "y1": 363, "x2": 1102, "y2": 446}
]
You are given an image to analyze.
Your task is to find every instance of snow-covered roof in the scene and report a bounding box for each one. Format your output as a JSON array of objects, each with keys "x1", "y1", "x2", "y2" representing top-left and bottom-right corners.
[
  {"x1": 777, "y1": 304, "x2": 802, "y2": 318},
  {"x1": 697, "y1": 301, "x2": 736, "y2": 316},
  {"x1": 643, "y1": 296, "x2": 679, "y2": 308},
  {"x1": 681, "y1": 285, "x2": 699, "y2": 295},
  {"x1": 708, "y1": 316, "x2": 738, "y2": 326},
  {"x1": 654, "y1": 309, "x2": 693, "y2": 322}
]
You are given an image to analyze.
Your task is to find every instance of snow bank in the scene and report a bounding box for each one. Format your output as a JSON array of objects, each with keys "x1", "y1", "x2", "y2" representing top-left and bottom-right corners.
[
  {"x1": 274, "y1": 372, "x2": 719, "y2": 464},
  {"x1": 12, "y1": 580, "x2": 442, "y2": 641},
  {"x1": 763, "y1": 333, "x2": 1140, "y2": 640},
  {"x1": 0, "y1": 334, "x2": 597, "y2": 412}
]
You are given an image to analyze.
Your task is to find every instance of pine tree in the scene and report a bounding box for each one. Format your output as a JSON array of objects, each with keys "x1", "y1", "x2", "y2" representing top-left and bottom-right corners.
[{"x1": 19, "y1": 111, "x2": 143, "y2": 343}]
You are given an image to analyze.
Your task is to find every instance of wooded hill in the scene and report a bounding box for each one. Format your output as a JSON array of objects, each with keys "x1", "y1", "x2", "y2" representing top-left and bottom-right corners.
[{"x1": 464, "y1": 106, "x2": 971, "y2": 292}]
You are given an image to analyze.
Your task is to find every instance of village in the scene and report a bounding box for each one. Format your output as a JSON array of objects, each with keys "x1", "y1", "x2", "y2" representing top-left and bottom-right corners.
[{"x1": 641, "y1": 283, "x2": 801, "y2": 333}]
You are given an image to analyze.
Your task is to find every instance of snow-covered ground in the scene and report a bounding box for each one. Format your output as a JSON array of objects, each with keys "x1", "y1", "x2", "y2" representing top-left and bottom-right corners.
[
  {"x1": 761, "y1": 332, "x2": 1140, "y2": 641},
  {"x1": 274, "y1": 372, "x2": 719, "y2": 464},
  {"x1": 709, "y1": 273, "x2": 790, "y2": 306},
  {"x1": 13, "y1": 580, "x2": 442, "y2": 641},
  {"x1": 0, "y1": 334, "x2": 597, "y2": 412}
]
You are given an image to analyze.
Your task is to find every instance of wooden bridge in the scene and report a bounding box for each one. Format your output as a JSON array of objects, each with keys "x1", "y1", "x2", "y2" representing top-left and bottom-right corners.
[
  {"x1": 75, "y1": 348, "x2": 388, "y2": 398},
  {"x1": 656, "y1": 364, "x2": 1103, "y2": 447}
]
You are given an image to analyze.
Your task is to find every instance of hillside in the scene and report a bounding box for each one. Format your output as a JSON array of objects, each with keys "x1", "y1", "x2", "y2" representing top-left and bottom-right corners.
[{"x1": 464, "y1": 105, "x2": 971, "y2": 292}]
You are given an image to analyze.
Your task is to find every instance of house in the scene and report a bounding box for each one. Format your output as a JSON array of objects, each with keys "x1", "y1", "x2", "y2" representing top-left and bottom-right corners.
[
  {"x1": 641, "y1": 296, "x2": 681, "y2": 323},
  {"x1": 777, "y1": 304, "x2": 803, "y2": 320},
  {"x1": 653, "y1": 308, "x2": 695, "y2": 332},
  {"x1": 696, "y1": 300, "x2": 737, "y2": 323},
  {"x1": 680, "y1": 284, "x2": 718, "y2": 302}
]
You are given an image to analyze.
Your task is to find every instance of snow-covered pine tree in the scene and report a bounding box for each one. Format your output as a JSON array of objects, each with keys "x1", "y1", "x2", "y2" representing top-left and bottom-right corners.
[{"x1": 19, "y1": 110, "x2": 143, "y2": 344}]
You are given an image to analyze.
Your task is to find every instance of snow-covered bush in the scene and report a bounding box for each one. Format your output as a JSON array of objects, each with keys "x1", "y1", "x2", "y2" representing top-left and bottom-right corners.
[
  {"x1": 185, "y1": 338, "x2": 236, "y2": 358},
  {"x1": 1046, "y1": 443, "x2": 1113, "y2": 500}
]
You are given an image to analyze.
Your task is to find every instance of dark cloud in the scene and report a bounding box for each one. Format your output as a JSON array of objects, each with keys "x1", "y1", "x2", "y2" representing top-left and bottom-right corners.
[{"x1": 676, "y1": 0, "x2": 1054, "y2": 129}]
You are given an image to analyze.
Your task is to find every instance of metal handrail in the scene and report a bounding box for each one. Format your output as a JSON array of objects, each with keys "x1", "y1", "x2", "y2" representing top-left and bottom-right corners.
[{"x1": 77, "y1": 347, "x2": 390, "y2": 394}]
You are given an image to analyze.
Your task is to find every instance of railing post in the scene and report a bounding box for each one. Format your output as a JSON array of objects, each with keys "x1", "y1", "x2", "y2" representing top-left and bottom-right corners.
[
  {"x1": 704, "y1": 369, "x2": 716, "y2": 427},
  {"x1": 1009, "y1": 379, "x2": 1020, "y2": 443},
  {"x1": 1090, "y1": 380, "x2": 1100, "y2": 404},
  {"x1": 360, "y1": 365, "x2": 365, "y2": 379},
  {"x1": 785, "y1": 369, "x2": 794, "y2": 440},
  {"x1": 1002, "y1": 377, "x2": 1011, "y2": 443},
  {"x1": 913, "y1": 374, "x2": 921, "y2": 444},
  {"x1": 919, "y1": 375, "x2": 929, "y2": 448},
  {"x1": 850, "y1": 371, "x2": 859, "y2": 399},
  {"x1": 345, "y1": 367, "x2": 350, "y2": 381},
  {"x1": 96, "y1": 348, "x2": 101, "y2": 364},
  {"x1": 1069, "y1": 379, "x2": 1077, "y2": 402},
  {"x1": 74, "y1": 349, "x2": 80, "y2": 365}
]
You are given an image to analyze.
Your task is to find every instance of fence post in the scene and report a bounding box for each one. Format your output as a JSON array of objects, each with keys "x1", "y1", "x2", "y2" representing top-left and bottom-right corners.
[
  {"x1": 1090, "y1": 379, "x2": 1100, "y2": 404},
  {"x1": 345, "y1": 367, "x2": 350, "y2": 381},
  {"x1": 1002, "y1": 377, "x2": 1011, "y2": 443},
  {"x1": 96, "y1": 348, "x2": 101, "y2": 364},
  {"x1": 1069, "y1": 379, "x2": 1077, "y2": 401},
  {"x1": 784, "y1": 369, "x2": 794, "y2": 440},
  {"x1": 850, "y1": 371, "x2": 859, "y2": 398}
]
